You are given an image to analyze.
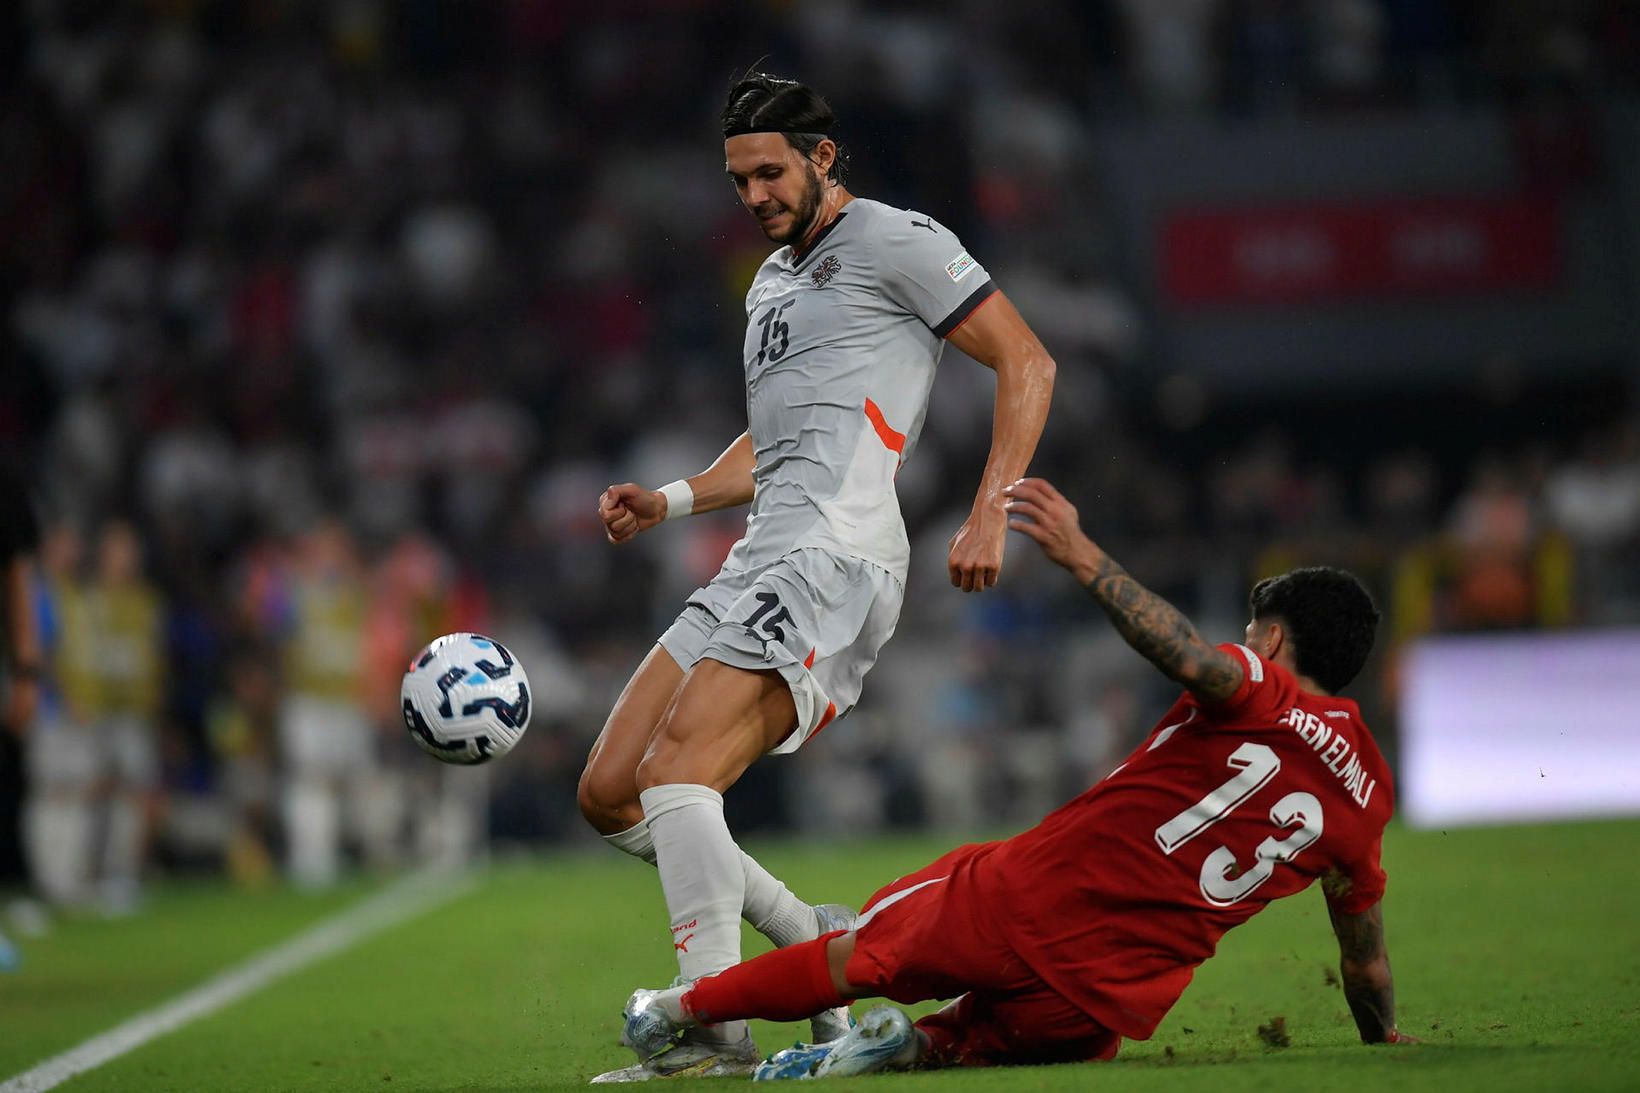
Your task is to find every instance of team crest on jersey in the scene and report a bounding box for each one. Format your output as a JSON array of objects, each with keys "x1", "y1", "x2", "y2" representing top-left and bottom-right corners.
[{"x1": 811, "y1": 255, "x2": 843, "y2": 288}]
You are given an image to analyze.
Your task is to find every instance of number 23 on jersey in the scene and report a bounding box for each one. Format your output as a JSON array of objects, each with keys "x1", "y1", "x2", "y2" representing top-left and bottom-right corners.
[{"x1": 1154, "y1": 742, "x2": 1325, "y2": 907}]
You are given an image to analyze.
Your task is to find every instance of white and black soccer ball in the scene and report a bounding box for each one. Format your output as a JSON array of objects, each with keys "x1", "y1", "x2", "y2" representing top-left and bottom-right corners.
[{"x1": 401, "y1": 633, "x2": 531, "y2": 765}]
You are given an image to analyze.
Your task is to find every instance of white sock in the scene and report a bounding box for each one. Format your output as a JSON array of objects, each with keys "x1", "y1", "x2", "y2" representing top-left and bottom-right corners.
[
  {"x1": 639, "y1": 783, "x2": 749, "y2": 1045},
  {"x1": 655, "y1": 982, "x2": 694, "y2": 1025},
  {"x1": 741, "y1": 855, "x2": 819, "y2": 948},
  {"x1": 606, "y1": 819, "x2": 815, "y2": 947},
  {"x1": 603, "y1": 821, "x2": 659, "y2": 865}
]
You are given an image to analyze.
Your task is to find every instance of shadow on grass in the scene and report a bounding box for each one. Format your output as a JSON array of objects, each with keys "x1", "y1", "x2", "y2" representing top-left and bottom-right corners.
[{"x1": 413, "y1": 1043, "x2": 1594, "y2": 1093}]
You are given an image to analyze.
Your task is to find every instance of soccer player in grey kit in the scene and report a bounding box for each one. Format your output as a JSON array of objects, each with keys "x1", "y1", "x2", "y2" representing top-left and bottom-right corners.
[{"x1": 580, "y1": 72, "x2": 1057, "y2": 1080}]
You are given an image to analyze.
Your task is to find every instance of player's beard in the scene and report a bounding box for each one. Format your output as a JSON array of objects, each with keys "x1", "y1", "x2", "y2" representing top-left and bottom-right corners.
[{"x1": 768, "y1": 165, "x2": 825, "y2": 247}]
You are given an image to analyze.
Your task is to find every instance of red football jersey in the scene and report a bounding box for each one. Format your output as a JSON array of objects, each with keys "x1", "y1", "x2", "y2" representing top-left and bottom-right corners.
[{"x1": 969, "y1": 643, "x2": 1394, "y2": 1040}]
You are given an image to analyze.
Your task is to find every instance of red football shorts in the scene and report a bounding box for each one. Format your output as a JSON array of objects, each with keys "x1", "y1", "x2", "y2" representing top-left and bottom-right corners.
[{"x1": 843, "y1": 843, "x2": 1120, "y2": 1067}]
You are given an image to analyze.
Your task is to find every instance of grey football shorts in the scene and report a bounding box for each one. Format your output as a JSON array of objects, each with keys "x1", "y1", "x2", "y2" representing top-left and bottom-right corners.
[{"x1": 658, "y1": 547, "x2": 903, "y2": 754}]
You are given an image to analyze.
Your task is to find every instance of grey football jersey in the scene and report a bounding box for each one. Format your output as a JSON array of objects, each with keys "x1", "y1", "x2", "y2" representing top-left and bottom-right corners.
[{"x1": 724, "y1": 198, "x2": 997, "y2": 581}]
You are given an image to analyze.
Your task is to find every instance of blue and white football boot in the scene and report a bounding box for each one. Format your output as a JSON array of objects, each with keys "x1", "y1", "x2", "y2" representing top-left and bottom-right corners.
[
  {"x1": 752, "y1": 1007, "x2": 917, "y2": 1081},
  {"x1": 814, "y1": 1006, "x2": 917, "y2": 1077},
  {"x1": 752, "y1": 1042, "x2": 834, "y2": 1081}
]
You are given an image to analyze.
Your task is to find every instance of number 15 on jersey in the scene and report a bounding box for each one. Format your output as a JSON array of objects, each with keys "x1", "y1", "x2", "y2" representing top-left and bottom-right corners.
[{"x1": 755, "y1": 301, "x2": 795, "y2": 365}]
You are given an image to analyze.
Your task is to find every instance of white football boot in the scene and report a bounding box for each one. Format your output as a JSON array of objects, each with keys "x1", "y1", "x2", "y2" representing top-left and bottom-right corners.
[
  {"x1": 813, "y1": 1006, "x2": 917, "y2": 1077},
  {"x1": 591, "y1": 984, "x2": 762, "y2": 1083}
]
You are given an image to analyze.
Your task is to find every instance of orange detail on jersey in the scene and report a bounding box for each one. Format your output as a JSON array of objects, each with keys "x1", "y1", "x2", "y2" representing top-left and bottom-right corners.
[
  {"x1": 804, "y1": 647, "x2": 817, "y2": 670},
  {"x1": 863, "y1": 399, "x2": 906, "y2": 456}
]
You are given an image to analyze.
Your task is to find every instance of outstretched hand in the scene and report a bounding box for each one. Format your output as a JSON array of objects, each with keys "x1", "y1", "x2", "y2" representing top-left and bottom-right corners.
[
  {"x1": 1003, "y1": 477, "x2": 1100, "y2": 582},
  {"x1": 599, "y1": 483, "x2": 668, "y2": 545}
]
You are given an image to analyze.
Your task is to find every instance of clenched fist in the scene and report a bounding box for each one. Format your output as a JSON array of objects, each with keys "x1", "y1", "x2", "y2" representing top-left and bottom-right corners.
[{"x1": 599, "y1": 483, "x2": 668, "y2": 545}]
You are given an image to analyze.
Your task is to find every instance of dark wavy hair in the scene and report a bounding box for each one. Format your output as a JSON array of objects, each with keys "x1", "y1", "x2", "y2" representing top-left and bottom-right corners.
[
  {"x1": 1249, "y1": 567, "x2": 1380, "y2": 694},
  {"x1": 720, "y1": 71, "x2": 849, "y2": 184}
]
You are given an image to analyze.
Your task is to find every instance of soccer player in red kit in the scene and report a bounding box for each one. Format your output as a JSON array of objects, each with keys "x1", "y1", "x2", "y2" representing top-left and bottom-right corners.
[{"x1": 607, "y1": 477, "x2": 1411, "y2": 1079}]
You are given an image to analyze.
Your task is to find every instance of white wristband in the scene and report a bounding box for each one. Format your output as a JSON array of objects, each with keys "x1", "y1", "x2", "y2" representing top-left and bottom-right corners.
[{"x1": 658, "y1": 479, "x2": 694, "y2": 521}]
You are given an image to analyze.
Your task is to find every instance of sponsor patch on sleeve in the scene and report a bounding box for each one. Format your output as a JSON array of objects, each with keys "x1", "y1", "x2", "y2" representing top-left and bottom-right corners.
[
  {"x1": 945, "y1": 252, "x2": 977, "y2": 283},
  {"x1": 1234, "y1": 644, "x2": 1265, "y2": 682}
]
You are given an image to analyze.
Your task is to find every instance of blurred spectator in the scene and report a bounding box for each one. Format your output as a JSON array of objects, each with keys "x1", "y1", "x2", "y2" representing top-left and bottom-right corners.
[
  {"x1": 24, "y1": 520, "x2": 165, "y2": 913},
  {"x1": 27, "y1": 521, "x2": 93, "y2": 908},
  {"x1": 83, "y1": 521, "x2": 166, "y2": 913},
  {"x1": 1545, "y1": 422, "x2": 1640, "y2": 549},
  {"x1": 1446, "y1": 457, "x2": 1537, "y2": 630},
  {"x1": 14, "y1": 518, "x2": 166, "y2": 912},
  {"x1": 1544, "y1": 421, "x2": 1640, "y2": 621},
  {"x1": 362, "y1": 534, "x2": 493, "y2": 867},
  {"x1": 1365, "y1": 450, "x2": 1441, "y2": 545},
  {"x1": 255, "y1": 520, "x2": 394, "y2": 887}
]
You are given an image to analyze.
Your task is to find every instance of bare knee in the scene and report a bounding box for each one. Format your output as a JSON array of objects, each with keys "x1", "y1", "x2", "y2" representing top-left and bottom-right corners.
[
  {"x1": 633, "y1": 729, "x2": 685, "y2": 794},
  {"x1": 577, "y1": 760, "x2": 643, "y2": 835}
]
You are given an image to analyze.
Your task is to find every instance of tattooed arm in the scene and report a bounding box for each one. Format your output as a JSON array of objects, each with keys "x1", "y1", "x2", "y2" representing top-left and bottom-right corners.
[
  {"x1": 1325, "y1": 896, "x2": 1411, "y2": 1044},
  {"x1": 1003, "y1": 478, "x2": 1244, "y2": 702}
]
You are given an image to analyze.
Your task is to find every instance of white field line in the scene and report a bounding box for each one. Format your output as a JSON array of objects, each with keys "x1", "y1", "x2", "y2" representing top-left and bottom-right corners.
[{"x1": 1, "y1": 866, "x2": 480, "y2": 1093}]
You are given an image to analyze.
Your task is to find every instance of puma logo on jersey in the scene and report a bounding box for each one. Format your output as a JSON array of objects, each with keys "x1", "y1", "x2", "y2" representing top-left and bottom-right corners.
[
  {"x1": 910, "y1": 218, "x2": 937, "y2": 233},
  {"x1": 673, "y1": 933, "x2": 695, "y2": 953}
]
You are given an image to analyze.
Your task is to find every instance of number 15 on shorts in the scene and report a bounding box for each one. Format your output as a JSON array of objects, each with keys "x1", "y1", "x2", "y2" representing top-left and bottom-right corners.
[{"x1": 744, "y1": 592, "x2": 794, "y2": 644}]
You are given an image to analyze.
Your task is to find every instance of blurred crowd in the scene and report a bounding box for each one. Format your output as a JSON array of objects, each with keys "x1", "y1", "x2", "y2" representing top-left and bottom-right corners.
[{"x1": 2, "y1": 0, "x2": 1638, "y2": 917}]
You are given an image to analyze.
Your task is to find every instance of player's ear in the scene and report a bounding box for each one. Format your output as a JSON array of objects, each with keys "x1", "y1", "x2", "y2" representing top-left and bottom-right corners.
[
  {"x1": 808, "y1": 138, "x2": 837, "y2": 178},
  {"x1": 1248, "y1": 617, "x2": 1282, "y2": 661},
  {"x1": 1262, "y1": 621, "x2": 1285, "y2": 661}
]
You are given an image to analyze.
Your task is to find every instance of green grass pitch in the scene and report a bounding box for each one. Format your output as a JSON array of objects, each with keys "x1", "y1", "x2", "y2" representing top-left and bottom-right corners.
[{"x1": 3, "y1": 820, "x2": 1637, "y2": 1091}]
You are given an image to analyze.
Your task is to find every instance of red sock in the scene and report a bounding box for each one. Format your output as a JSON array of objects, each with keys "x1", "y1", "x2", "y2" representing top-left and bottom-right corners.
[{"x1": 682, "y1": 933, "x2": 848, "y2": 1024}]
